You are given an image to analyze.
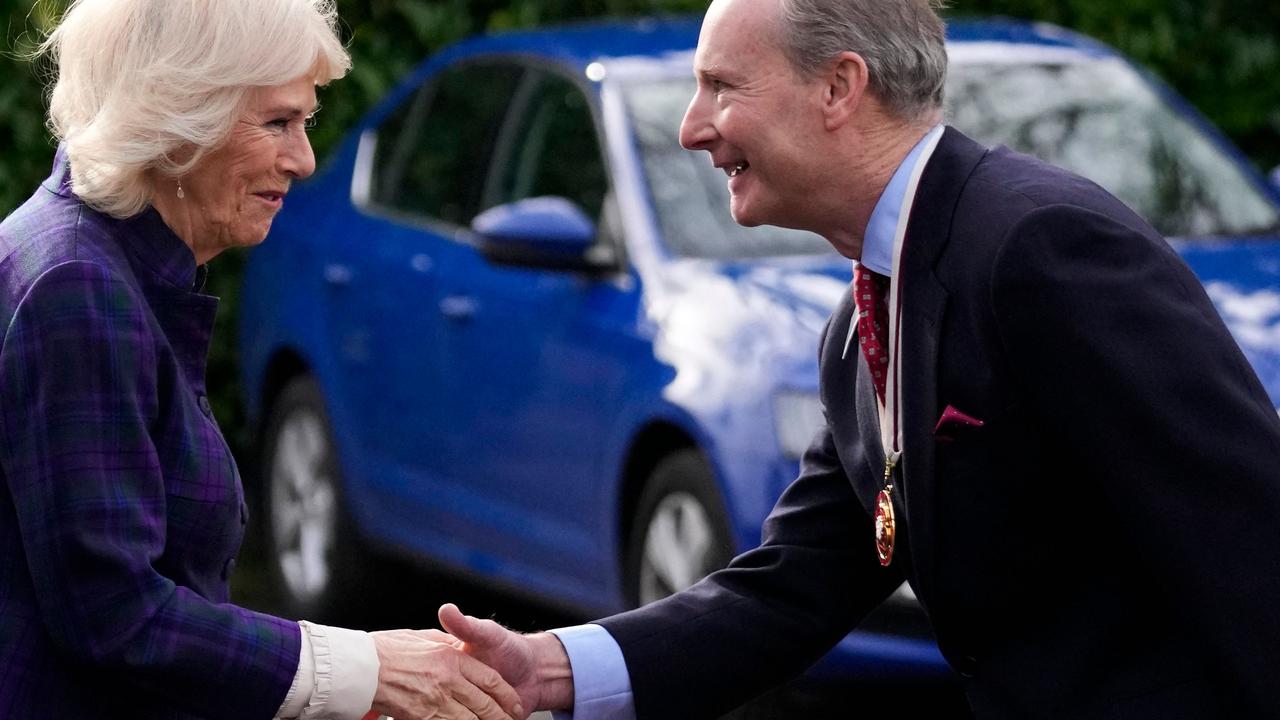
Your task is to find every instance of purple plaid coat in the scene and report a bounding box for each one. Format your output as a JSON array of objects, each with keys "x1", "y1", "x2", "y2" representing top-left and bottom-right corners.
[{"x1": 0, "y1": 151, "x2": 301, "y2": 718}]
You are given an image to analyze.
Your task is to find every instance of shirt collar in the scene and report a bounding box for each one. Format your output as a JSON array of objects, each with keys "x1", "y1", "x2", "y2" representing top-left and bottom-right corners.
[{"x1": 859, "y1": 124, "x2": 944, "y2": 277}]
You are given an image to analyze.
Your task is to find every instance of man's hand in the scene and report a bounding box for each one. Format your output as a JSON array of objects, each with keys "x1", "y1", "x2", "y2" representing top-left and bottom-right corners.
[
  {"x1": 438, "y1": 604, "x2": 575, "y2": 714},
  {"x1": 369, "y1": 629, "x2": 524, "y2": 720}
]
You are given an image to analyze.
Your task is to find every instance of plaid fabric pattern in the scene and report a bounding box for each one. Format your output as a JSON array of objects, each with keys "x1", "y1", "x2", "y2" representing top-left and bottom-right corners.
[{"x1": 0, "y1": 150, "x2": 301, "y2": 718}]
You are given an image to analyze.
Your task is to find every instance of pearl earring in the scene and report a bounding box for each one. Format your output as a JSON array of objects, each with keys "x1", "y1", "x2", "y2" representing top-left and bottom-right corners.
[{"x1": 177, "y1": 180, "x2": 185, "y2": 200}]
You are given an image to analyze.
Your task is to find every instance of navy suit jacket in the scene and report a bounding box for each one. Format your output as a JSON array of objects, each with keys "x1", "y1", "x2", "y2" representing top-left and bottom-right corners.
[{"x1": 599, "y1": 128, "x2": 1280, "y2": 719}]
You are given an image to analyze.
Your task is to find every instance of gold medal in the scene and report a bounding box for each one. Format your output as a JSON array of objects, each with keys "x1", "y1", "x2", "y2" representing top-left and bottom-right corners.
[
  {"x1": 874, "y1": 456, "x2": 898, "y2": 566},
  {"x1": 874, "y1": 484, "x2": 895, "y2": 566}
]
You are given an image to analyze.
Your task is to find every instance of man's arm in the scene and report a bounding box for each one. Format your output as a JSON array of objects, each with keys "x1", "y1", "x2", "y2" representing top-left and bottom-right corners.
[
  {"x1": 546, "y1": 625, "x2": 635, "y2": 720},
  {"x1": 444, "y1": 421, "x2": 904, "y2": 719},
  {"x1": 594, "y1": 426, "x2": 904, "y2": 718}
]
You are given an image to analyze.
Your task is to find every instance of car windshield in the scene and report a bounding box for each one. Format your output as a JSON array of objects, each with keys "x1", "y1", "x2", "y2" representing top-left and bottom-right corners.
[
  {"x1": 947, "y1": 55, "x2": 1279, "y2": 239},
  {"x1": 623, "y1": 54, "x2": 1280, "y2": 259}
]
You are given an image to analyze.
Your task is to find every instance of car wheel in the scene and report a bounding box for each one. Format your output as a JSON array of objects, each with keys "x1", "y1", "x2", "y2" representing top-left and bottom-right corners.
[
  {"x1": 260, "y1": 375, "x2": 365, "y2": 620},
  {"x1": 626, "y1": 449, "x2": 735, "y2": 607}
]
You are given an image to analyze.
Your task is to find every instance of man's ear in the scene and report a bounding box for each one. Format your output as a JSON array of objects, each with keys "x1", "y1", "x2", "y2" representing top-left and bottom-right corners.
[{"x1": 822, "y1": 51, "x2": 869, "y2": 130}]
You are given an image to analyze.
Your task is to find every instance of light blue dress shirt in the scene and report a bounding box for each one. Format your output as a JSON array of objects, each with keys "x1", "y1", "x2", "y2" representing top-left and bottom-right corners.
[
  {"x1": 549, "y1": 124, "x2": 945, "y2": 720},
  {"x1": 859, "y1": 124, "x2": 945, "y2": 276}
]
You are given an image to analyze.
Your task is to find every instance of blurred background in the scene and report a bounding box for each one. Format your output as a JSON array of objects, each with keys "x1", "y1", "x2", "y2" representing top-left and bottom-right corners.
[{"x1": 3, "y1": 1, "x2": 1279, "y2": 717}]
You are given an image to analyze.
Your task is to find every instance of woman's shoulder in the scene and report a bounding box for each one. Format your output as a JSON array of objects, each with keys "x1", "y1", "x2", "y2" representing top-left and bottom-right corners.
[{"x1": 0, "y1": 191, "x2": 140, "y2": 334}]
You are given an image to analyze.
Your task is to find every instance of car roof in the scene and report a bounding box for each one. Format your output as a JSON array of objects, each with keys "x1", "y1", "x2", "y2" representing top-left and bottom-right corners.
[
  {"x1": 366, "y1": 15, "x2": 1120, "y2": 128},
  {"x1": 437, "y1": 15, "x2": 1116, "y2": 75}
]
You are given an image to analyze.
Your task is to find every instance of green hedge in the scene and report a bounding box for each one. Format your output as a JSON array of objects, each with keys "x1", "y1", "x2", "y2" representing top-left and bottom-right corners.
[{"x1": 3, "y1": 0, "x2": 1277, "y2": 458}]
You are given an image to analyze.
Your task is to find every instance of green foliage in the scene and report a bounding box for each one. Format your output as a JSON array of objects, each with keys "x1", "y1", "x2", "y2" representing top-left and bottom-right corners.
[
  {"x1": 0, "y1": 0, "x2": 62, "y2": 219},
  {"x1": 1, "y1": 0, "x2": 1278, "y2": 460}
]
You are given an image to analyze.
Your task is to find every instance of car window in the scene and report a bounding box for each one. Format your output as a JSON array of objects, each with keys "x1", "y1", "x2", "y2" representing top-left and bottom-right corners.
[
  {"x1": 485, "y1": 72, "x2": 608, "y2": 222},
  {"x1": 946, "y1": 57, "x2": 1280, "y2": 239},
  {"x1": 371, "y1": 62, "x2": 525, "y2": 227}
]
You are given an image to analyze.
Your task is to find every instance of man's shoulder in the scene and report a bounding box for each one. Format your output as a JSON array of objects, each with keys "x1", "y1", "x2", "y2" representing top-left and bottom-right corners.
[
  {"x1": 962, "y1": 143, "x2": 1147, "y2": 231},
  {"x1": 925, "y1": 133, "x2": 1165, "y2": 296},
  {"x1": 918, "y1": 128, "x2": 1152, "y2": 256}
]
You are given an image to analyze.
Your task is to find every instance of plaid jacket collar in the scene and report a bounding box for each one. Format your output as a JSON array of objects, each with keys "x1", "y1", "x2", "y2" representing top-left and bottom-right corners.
[{"x1": 45, "y1": 146, "x2": 204, "y2": 292}]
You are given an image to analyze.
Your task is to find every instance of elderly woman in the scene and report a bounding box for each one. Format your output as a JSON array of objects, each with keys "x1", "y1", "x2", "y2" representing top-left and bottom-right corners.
[{"x1": 0, "y1": 2, "x2": 523, "y2": 719}]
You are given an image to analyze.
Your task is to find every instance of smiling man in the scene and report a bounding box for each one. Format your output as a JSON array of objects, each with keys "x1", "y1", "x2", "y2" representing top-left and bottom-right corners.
[{"x1": 441, "y1": 0, "x2": 1280, "y2": 717}]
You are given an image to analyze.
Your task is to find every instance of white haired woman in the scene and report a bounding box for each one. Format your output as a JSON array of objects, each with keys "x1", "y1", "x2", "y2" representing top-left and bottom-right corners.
[{"x1": 0, "y1": 2, "x2": 522, "y2": 719}]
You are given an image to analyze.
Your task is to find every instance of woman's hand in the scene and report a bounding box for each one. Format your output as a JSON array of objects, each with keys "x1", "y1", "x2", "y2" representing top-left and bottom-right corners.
[{"x1": 369, "y1": 629, "x2": 524, "y2": 720}]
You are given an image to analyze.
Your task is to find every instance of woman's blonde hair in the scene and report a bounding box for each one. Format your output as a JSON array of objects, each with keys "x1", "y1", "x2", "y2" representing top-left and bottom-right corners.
[{"x1": 40, "y1": 0, "x2": 351, "y2": 218}]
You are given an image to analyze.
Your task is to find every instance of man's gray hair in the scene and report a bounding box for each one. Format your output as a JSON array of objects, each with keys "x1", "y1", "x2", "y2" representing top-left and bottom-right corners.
[{"x1": 779, "y1": 0, "x2": 947, "y2": 121}]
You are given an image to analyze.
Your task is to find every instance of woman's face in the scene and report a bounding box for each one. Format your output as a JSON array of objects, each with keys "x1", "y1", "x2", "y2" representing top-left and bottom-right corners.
[{"x1": 160, "y1": 76, "x2": 319, "y2": 263}]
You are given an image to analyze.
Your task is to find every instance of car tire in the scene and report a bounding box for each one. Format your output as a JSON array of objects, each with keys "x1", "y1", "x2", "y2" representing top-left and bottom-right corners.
[
  {"x1": 625, "y1": 449, "x2": 736, "y2": 607},
  {"x1": 259, "y1": 375, "x2": 368, "y2": 621}
]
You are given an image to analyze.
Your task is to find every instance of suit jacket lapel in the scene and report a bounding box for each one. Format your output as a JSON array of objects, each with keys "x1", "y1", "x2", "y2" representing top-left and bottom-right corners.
[{"x1": 895, "y1": 127, "x2": 987, "y2": 597}]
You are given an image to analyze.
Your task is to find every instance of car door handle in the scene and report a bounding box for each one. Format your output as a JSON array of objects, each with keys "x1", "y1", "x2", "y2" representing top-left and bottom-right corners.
[
  {"x1": 410, "y1": 253, "x2": 434, "y2": 274},
  {"x1": 438, "y1": 295, "x2": 477, "y2": 321},
  {"x1": 324, "y1": 263, "x2": 353, "y2": 287}
]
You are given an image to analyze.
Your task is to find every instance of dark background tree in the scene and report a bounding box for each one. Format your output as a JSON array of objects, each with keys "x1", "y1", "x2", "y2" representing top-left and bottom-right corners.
[{"x1": 3, "y1": 0, "x2": 1279, "y2": 456}]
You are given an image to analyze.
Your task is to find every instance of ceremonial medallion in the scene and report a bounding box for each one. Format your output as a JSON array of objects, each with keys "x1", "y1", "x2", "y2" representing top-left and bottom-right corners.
[{"x1": 874, "y1": 484, "x2": 895, "y2": 567}]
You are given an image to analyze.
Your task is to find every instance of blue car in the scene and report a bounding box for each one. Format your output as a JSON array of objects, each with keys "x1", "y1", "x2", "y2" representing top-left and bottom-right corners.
[{"x1": 238, "y1": 17, "x2": 1280, "y2": 683}]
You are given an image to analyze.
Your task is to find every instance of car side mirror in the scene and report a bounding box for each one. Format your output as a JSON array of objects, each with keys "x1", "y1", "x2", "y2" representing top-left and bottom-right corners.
[{"x1": 472, "y1": 196, "x2": 605, "y2": 271}]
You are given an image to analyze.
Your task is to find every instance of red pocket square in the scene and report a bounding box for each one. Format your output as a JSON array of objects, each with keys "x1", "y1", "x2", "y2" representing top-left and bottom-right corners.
[{"x1": 934, "y1": 405, "x2": 984, "y2": 442}]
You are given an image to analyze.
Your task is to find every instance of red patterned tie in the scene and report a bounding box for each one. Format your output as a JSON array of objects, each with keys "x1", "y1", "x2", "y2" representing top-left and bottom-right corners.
[{"x1": 854, "y1": 264, "x2": 891, "y2": 404}]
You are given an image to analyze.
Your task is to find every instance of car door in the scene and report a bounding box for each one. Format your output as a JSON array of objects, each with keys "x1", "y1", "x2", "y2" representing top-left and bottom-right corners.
[
  {"x1": 429, "y1": 66, "x2": 647, "y2": 599},
  {"x1": 321, "y1": 61, "x2": 526, "y2": 524}
]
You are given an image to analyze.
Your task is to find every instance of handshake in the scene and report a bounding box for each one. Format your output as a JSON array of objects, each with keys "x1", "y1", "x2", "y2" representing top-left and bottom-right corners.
[{"x1": 366, "y1": 603, "x2": 572, "y2": 720}]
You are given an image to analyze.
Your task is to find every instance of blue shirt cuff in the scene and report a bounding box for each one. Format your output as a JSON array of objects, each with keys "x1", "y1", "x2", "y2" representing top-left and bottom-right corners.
[{"x1": 548, "y1": 624, "x2": 636, "y2": 720}]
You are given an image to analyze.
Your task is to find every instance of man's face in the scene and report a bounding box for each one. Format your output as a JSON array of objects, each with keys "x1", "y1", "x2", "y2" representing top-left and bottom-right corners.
[{"x1": 679, "y1": 0, "x2": 828, "y2": 231}]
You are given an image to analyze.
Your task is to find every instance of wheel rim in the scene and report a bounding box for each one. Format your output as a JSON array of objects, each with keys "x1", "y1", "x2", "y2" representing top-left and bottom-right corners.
[
  {"x1": 638, "y1": 491, "x2": 717, "y2": 605},
  {"x1": 269, "y1": 408, "x2": 337, "y2": 604}
]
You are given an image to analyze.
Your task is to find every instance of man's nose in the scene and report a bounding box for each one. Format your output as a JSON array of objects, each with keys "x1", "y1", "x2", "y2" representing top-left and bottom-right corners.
[{"x1": 678, "y1": 91, "x2": 715, "y2": 151}]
